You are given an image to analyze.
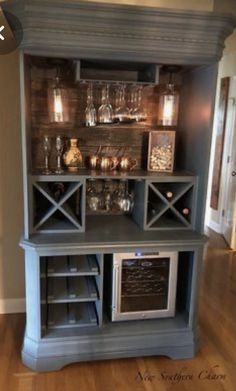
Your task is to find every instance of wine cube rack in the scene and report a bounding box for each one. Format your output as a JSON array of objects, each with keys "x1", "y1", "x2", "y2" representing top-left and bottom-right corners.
[
  {"x1": 28, "y1": 174, "x2": 197, "y2": 236},
  {"x1": 133, "y1": 178, "x2": 197, "y2": 230},
  {"x1": 31, "y1": 179, "x2": 85, "y2": 233}
]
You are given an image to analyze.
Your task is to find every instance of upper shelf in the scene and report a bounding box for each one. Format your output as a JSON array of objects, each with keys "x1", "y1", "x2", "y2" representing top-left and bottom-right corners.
[
  {"x1": 31, "y1": 169, "x2": 197, "y2": 181},
  {"x1": 3, "y1": 0, "x2": 236, "y2": 63}
]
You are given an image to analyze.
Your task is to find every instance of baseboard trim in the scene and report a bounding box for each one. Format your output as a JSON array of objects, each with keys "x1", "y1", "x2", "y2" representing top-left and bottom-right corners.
[
  {"x1": 207, "y1": 220, "x2": 222, "y2": 234},
  {"x1": 0, "y1": 298, "x2": 26, "y2": 314}
]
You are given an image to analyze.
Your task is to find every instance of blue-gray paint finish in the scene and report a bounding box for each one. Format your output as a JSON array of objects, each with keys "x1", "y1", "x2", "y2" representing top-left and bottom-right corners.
[
  {"x1": 6, "y1": 0, "x2": 232, "y2": 373},
  {"x1": 2, "y1": 0, "x2": 236, "y2": 64},
  {"x1": 21, "y1": 243, "x2": 203, "y2": 371}
]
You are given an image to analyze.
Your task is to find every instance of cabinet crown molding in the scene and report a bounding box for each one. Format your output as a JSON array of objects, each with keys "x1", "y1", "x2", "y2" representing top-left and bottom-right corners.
[{"x1": 2, "y1": 0, "x2": 236, "y2": 63}]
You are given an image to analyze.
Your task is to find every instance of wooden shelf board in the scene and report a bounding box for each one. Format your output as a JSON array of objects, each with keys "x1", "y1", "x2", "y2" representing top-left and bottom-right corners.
[
  {"x1": 41, "y1": 255, "x2": 99, "y2": 277},
  {"x1": 22, "y1": 215, "x2": 206, "y2": 251},
  {"x1": 42, "y1": 311, "x2": 188, "y2": 338},
  {"x1": 45, "y1": 276, "x2": 98, "y2": 303},
  {"x1": 42, "y1": 302, "x2": 98, "y2": 330},
  {"x1": 35, "y1": 218, "x2": 82, "y2": 233},
  {"x1": 31, "y1": 170, "x2": 197, "y2": 181}
]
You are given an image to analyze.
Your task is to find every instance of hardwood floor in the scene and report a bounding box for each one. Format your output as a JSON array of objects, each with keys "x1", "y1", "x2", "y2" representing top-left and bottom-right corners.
[{"x1": 0, "y1": 230, "x2": 235, "y2": 391}]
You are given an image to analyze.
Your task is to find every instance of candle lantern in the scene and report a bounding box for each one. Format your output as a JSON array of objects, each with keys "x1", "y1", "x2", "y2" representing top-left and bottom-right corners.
[
  {"x1": 158, "y1": 66, "x2": 180, "y2": 127},
  {"x1": 48, "y1": 68, "x2": 69, "y2": 123}
]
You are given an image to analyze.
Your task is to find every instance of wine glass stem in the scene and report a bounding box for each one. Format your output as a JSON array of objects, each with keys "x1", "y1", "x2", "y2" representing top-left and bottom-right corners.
[
  {"x1": 45, "y1": 155, "x2": 49, "y2": 170},
  {"x1": 57, "y1": 155, "x2": 61, "y2": 170}
]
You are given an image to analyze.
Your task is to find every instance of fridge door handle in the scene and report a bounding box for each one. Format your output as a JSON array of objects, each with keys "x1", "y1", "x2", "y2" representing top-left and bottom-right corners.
[{"x1": 112, "y1": 264, "x2": 121, "y2": 319}]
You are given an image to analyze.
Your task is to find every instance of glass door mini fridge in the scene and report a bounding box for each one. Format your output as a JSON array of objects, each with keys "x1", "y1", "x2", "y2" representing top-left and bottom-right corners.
[{"x1": 111, "y1": 252, "x2": 178, "y2": 321}]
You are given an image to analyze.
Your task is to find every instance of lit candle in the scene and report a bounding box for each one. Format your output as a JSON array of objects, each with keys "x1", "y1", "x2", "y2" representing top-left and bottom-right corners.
[{"x1": 53, "y1": 88, "x2": 63, "y2": 122}]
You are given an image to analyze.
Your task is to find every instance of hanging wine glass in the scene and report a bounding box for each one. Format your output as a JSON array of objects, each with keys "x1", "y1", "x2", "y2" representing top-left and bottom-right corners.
[
  {"x1": 116, "y1": 180, "x2": 134, "y2": 214},
  {"x1": 98, "y1": 84, "x2": 113, "y2": 124},
  {"x1": 133, "y1": 86, "x2": 147, "y2": 122},
  {"x1": 113, "y1": 180, "x2": 123, "y2": 212},
  {"x1": 42, "y1": 135, "x2": 52, "y2": 175},
  {"x1": 113, "y1": 85, "x2": 121, "y2": 122},
  {"x1": 114, "y1": 85, "x2": 130, "y2": 123},
  {"x1": 55, "y1": 135, "x2": 64, "y2": 174},
  {"x1": 102, "y1": 179, "x2": 113, "y2": 212},
  {"x1": 85, "y1": 83, "x2": 97, "y2": 127},
  {"x1": 129, "y1": 86, "x2": 137, "y2": 121},
  {"x1": 86, "y1": 179, "x2": 101, "y2": 212}
]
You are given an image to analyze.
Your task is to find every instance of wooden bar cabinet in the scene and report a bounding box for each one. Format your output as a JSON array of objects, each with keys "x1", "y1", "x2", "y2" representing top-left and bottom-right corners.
[{"x1": 2, "y1": 0, "x2": 235, "y2": 372}]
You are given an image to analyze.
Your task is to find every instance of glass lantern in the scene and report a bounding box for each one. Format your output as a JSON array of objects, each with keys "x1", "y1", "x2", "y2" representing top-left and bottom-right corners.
[
  {"x1": 48, "y1": 76, "x2": 69, "y2": 123},
  {"x1": 158, "y1": 83, "x2": 179, "y2": 126}
]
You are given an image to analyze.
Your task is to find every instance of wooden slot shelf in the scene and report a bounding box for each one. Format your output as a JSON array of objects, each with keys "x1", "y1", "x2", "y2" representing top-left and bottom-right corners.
[
  {"x1": 42, "y1": 276, "x2": 98, "y2": 304},
  {"x1": 41, "y1": 302, "x2": 98, "y2": 330},
  {"x1": 41, "y1": 255, "x2": 99, "y2": 277}
]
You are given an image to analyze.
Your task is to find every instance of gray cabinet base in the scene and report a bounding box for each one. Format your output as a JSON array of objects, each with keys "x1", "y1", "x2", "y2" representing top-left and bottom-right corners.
[{"x1": 21, "y1": 327, "x2": 199, "y2": 372}]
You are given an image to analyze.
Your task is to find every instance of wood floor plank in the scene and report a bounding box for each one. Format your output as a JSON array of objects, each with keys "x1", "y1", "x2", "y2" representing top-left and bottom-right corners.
[{"x1": 0, "y1": 229, "x2": 235, "y2": 391}]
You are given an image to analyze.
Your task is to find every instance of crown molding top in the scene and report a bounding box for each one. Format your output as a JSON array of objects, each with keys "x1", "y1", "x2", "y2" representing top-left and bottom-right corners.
[{"x1": 2, "y1": 0, "x2": 236, "y2": 64}]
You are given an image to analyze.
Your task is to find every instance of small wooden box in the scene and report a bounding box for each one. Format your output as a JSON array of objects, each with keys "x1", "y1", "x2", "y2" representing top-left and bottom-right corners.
[{"x1": 147, "y1": 130, "x2": 176, "y2": 172}]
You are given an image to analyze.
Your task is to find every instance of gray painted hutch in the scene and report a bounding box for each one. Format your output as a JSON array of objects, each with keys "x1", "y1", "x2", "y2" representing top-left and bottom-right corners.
[{"x1": 3, "y1": 0, "x2": 235, "y2": 372}]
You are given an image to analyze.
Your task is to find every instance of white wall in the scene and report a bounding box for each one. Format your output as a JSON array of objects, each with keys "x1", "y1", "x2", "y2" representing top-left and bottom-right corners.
[{"x1": 206, "y1": 30, "x2": 236, "y2": 233}]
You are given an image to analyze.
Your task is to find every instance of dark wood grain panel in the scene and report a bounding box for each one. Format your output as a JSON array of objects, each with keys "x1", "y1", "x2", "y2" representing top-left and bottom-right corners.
[{"x1": 28, "y1": 56, "x2": 182, "y2": 172}]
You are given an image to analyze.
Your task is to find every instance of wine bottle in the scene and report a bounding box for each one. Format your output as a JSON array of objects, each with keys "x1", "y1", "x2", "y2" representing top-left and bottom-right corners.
[
  {"x1": 182, "y1": 207, "x2": 190, "y2": 216},
  {"x1": 166, "y1": 191, "x2": 173, "y2": 199}
]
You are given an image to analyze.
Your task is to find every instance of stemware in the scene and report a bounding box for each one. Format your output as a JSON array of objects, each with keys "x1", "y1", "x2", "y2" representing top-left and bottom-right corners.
[
  {"x1": 98, "y1": 84, "x2": 113, "y2": 124},
  {"x1": 86, "y1": 179, "x2": 102, "y2": 212},
  {"x1": 85, "y1": 83, "x2": 97, "y2": 127},
  {"x1": 42, "y1": 135, "x2": 52, "y2": 175},
  {"x1": 133, "y1": 86, "x2": 147, "y2": 122},
  {"x1": 55, "y1": 135, "x2": 64, "y2": 174},
  {"x1": 115, "y1": 180, "x2": 134, "y2": 213},
  {"x1": 102, "y1": 179, "x2": 112, "y2": 212},
  {"x1": 114, "y1": 85, "x2": 130, "y2": 123},
  {"x1": 129, "y1": 86, "x2": 137, "y2": 121}
]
